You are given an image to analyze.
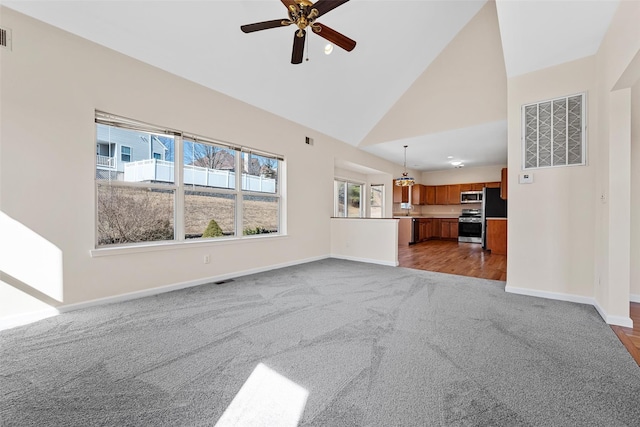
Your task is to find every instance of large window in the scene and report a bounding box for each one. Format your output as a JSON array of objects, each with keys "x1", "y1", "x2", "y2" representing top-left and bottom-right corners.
[
  {"x1": 95, "y1": 112, "x2": 283, "y2": 247},
  {"x1": 334, "y1": 180, "x2": 363, "y2": 218}
]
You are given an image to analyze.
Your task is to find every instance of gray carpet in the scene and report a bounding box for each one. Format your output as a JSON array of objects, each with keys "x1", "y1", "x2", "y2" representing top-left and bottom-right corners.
[{"x1": 1, "y1": 259, "x2": 639, "y2": 426}]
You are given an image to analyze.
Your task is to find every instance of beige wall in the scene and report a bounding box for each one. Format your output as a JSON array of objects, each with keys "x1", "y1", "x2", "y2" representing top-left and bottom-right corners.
[
  {"x1": 360, "y1": 0, "x2": 506, "y2": 147},
  {"x1": 506, "y1": 56, "x2": 597, "y2": 299},
  {"x1": 330, "y1": 218, "x2": 398, "y2": 266},
  {"x1": 593, "y1": 0, "x2": 640, "y2": 318},
  {"x1": 0, "y1": 8, "x2": 401, "y2": 322},
  {"x1": 422, "y1": 165, "x2": 503, "y2": 186},
  {"x1": 632, "y1": 82, "x2": 640, "y2": 299},
  {"x1": 506, "y1": 0, "x2": 640, "y2": 325}
]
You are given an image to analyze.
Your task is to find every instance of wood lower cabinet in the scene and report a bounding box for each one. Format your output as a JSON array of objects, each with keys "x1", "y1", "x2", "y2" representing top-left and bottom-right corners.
[
  {"x1": 486, "y1": 219, "x2": 507, "y2": 255},
  {"x1": 500, "y1": 168, "x2": 508, "y2": 200},
  {"x1": 440, "y1": 218, "x2": 458, "y2": 240},
  {"x1": 415, "y1": 218, "x2": 457, "y2": 242}
]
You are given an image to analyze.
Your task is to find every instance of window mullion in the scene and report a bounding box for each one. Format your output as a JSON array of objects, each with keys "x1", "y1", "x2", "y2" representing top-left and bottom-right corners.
[
  {"x1": 235, "y1": 152, "x2": 243, "y2": 237},
  {"x1": 175, "y1": 134, "x2": 185, "y2": 242}
]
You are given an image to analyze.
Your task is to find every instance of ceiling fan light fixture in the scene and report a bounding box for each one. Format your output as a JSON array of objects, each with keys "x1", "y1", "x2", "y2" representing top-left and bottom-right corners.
[
  {"x1": 450, "y1": 161, "x2": 462, "y2": 166},
  {"x1": 324, "y1": 43, "x2": 333, "y2": 55},
  {"x1": 395, "y1": 145, "x2": 415, "y2": 187}
]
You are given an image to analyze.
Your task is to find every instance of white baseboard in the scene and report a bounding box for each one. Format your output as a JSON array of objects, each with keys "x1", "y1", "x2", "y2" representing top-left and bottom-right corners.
[
  {"x1": 505, "y1": 286, "x2": 595, "y2": 306},
  {"x1": 330, "y1": 254, "x2": 399, "y2": 267},
  {"x1": 505, "y1": 286, "x2": 633, "y2": 328},
  {"x1": 630, "y1": 294, "x2": 640, "y2": 303},
  {"x1": 0, "y1": 255, "x2": 329, "y2": 332}
]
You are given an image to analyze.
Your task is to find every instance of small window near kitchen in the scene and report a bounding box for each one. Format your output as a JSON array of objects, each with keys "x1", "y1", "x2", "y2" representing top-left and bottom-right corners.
[
  {"x1": 334, "y1": 180, "x2": 363, "y2": 218},
  {"x1": 370, "y1": 184, "x2": 384, "y2": 218},
  {"x1": 522, "y1": 93, "x2": 586, "y2": 170}
]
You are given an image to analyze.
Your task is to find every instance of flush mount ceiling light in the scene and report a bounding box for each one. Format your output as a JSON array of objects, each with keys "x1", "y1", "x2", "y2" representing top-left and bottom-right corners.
[
  {"x1": 324, "y1": 43, "x2": 333, "y2": 55},
  {"x1": 395, "y1": 145, "x2": 415, "y2": 187},
  {"x1": 451, "y1": 161, "x2": 464, "y2": 168}
]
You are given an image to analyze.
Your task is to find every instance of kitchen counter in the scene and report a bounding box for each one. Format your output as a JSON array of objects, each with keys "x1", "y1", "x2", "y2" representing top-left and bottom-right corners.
[{"x1": 393, "y1": 214, "x2": 460, "y2": 219}]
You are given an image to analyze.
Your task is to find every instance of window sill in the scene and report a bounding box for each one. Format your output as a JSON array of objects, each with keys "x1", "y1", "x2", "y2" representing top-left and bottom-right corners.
[{"x1": 90, "y1": 233, "x2": 287, "y2": 258}]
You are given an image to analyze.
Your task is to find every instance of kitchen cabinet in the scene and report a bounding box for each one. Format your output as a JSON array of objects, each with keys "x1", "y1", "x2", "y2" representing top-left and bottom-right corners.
[
  {"x1": 393, "y1": 181, "x2": 409, "y2": 203},
  {"x1": 447, "y1": 184, "x2": 461, "y2": 205},
  {"x1": 500, "y1": 168, "x2": 508, "y2": 200},
  {"x1": 459, "y1": 183, "x2": 472, "y2": 192},
  {"x1": 425, "y1": 186, "x2": 436, "y2": 205},
  {"x1": 440, "y1": 219, "x2": 458, "y2": 240},
  {"x1": 471, "y1": 183, "x2": 485, "y2": 191},
  {"x1": 412, "y1": 184, "x2": 427, "y2": 205},
  {"x1": 486, "y1": 219, "x2": 507, "y2": 255},
  {"x1": 485, "y1": 182, "x2": 501, "y2": 189},
  {"x1": 435, "y1": 186, "x2": 448, "y2": 205},
  {"x1": 431, "y1": 218, "x2": 441, "y2": 238}
]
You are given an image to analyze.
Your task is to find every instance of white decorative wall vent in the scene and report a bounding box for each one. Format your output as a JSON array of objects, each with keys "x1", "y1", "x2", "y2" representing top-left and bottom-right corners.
[
  {"x1": 0, "y1": 27, "x2": 12, "y2": 50},
  {"x1": 522, "y1": 93, "x2": 586, "y2": 170}
]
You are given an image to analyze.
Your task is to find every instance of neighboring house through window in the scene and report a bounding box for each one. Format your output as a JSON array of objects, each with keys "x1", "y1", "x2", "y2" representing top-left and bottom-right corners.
[
  {"x1": 120, "y1": 145, "x2": 131, "y2": 162},
  {"x1": 94, "y1": 111, "x2": 283, "y2": 247}
]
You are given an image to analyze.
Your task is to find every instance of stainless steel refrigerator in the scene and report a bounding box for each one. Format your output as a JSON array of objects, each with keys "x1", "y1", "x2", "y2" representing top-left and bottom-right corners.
[{"x1": 482, "y1": 187, "x2": 507, "y2": 249}]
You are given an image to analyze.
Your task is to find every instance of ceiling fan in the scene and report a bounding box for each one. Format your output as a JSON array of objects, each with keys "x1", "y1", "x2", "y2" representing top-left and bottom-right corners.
[{"x1": 241, "y1": 0, "x2": 356, "y2": 64}]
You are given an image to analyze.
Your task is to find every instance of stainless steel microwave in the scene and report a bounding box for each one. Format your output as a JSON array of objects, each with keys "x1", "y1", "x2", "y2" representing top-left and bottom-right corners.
[{"x1": 460, "y1": 191, "x2": 483, "y2": 204}]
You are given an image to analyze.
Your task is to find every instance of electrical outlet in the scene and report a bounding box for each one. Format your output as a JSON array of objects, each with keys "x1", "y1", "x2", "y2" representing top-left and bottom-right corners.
[{"x1": 204, "y1": 254, "x2": 211, "y2": 264}]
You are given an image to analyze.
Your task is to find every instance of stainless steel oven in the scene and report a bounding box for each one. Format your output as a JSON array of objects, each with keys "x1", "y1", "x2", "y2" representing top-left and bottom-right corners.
[{"x1": 458, "y1": 208, "x2": 482, "y2": 243}]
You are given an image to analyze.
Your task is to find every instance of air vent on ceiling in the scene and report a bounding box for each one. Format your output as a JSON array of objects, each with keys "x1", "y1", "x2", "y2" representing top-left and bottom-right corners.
[{"x1": 0, "y1": 27, "x2": 12, "y2": 50}]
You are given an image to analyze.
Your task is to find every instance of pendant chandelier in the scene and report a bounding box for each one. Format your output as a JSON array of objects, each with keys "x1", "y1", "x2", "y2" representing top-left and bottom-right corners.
[{"x1": 395, "y1": 145, "x2": 415, "y2": 187}]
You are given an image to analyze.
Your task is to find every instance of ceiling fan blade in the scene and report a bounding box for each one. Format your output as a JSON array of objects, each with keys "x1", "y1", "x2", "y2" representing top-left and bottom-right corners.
[
  {"x1": 312, "y1": 0, "x2": 350, "y2": 18},
  {"x1": 291, "y1": 29, "x2": 306, "y2": 64},
  {"x1": 312, "y1": 23, "x2": 356, "y2": 52},
  {"x1": 241, "y1": 19, "x2": 290, "y2": 33}
]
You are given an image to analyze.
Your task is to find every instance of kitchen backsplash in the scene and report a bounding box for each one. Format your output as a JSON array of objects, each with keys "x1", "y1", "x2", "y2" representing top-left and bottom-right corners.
[{"x1": 393, "y1": 203, "x2": 481, "y2": 217}]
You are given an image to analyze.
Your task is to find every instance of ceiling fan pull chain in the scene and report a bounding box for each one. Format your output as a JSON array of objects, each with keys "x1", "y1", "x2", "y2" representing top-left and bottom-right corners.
[{"x1": 305, "y1": 32, "x2": 310, "y2": 62}]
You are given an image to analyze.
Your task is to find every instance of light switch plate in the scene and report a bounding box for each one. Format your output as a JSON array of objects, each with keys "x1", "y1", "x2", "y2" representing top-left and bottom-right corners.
[{"x1": 519, "y1": 173, "x2": 534, "y2": 184}]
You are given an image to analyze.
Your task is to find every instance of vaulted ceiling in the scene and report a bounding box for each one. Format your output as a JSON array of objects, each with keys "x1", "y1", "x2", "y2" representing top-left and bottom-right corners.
[{"x1": 1, "y1": 0, "x2": 620, "y2": 170}]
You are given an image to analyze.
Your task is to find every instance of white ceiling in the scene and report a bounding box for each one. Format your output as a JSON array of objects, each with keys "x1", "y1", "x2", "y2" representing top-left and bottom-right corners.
[{"x1": 1, "y1": 0, "x2": 620, "y2": 171}]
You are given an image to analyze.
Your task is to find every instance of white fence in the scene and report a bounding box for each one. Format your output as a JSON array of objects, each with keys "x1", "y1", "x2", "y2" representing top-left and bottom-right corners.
[{"x1": 124, "y1": 159, "x2": 276, "y2": 193}]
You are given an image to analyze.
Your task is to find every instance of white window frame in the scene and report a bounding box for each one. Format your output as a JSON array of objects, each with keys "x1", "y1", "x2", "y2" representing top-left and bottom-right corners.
[
  {"x1": 120, "y1": 145, "x2": 132, "y2": 162},
  {"x1": 94, "y1": 111, "x2": 284, "y2": 249},
  {"x1": 334, "y1": 179, "x2": 364, "y2": 218},
  {"x1": 369, "y1": 183, "x2": 385, "y2": 218}
]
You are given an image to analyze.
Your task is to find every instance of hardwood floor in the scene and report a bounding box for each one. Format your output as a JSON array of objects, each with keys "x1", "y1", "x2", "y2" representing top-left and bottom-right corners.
[
  {"x1": 399, "y1": 240, "x2": 639, "y2": 366},
  {"x1": 610, "y1": 302, "x2": 640, "y2": 366},
  {"x1": 398, "y1": 240, "x2": 507, "y2": 281}
]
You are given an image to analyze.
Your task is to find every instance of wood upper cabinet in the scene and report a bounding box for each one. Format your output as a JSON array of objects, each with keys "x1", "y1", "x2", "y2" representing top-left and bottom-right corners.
[
  {"x1": 470, "y1": 183, "x2": 485, "y2": 191},
  {"x1": 435, "y1": 186, "x2": 448, "y2": 205},
  {"x1": 500, "y1": 168, "x2": 508, "y2": 200},
  {"x1": 459, "y1": 183, "x2": 472, "y2": 192},
  {"x1": 393, "y1": 181, "x2": 409, "y2": 203},
  {"x1": 412, "y1": 184, "x2": 427, "y2": 205},
  {"x1": 485, "y1": 182, "x2": 501, "y2": 189},
  {"x1": 425, "y1": 186, "x2": 436, "y2": 205},
  {"x1": 447, "y1": 184, "x2": 461, "y2": 205}
]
